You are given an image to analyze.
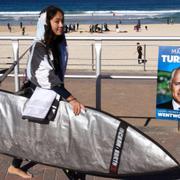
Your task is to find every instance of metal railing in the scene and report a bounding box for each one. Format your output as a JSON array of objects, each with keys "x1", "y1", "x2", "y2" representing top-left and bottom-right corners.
[{"x1": 0, "y1": 36, "x2": 180, "y2": 110}]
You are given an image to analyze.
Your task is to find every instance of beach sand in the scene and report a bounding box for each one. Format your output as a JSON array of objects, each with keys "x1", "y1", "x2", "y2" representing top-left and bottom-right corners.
[
  {"x1": 0, "y1": 23, "x2": 180, "y2": 72},
  {"x1": 68, "y1": 23, "x2": 180, "y2": 36},
  {"x1": 1, "y1": 23, "x2": 180, "y2": 36}
]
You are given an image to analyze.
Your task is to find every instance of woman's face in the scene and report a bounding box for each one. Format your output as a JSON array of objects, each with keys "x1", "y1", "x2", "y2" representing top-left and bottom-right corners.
[{"x1": 50, "y1": 11, "x2": 64, "y2": 35}]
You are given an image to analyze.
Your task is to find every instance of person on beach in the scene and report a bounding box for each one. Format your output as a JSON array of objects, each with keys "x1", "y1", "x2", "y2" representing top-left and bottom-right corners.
[
  {"x1": 77, "y1": 22, "x2": 79, "y2": 31},
  {"x1": 137, "y1": 42, "x2": 143, "y2": 64},
  {"x1": 115, "y1": 24, "x2": 120, "y2": 32},
  {"x1": 20, "y1": 22, "x2": 23, "y2": 29},
  {"x1": 22, "y1": 26, "x2": 25, "y2": 35},
  {"x1": 137, "y1": 19, "x2": 141, "y2": 29},
  {"x1": 157, "y1": 68, "x2": 180, "y2": 110},
  {"x1": 8, "y1": 5, "x2": 85, "y2": 179},
  {"x1": 7, "y1": 23, "x2": 11, "y2": 32}
]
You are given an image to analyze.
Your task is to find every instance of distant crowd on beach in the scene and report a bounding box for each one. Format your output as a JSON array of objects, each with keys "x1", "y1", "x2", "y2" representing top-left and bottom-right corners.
[
  {"x1": 7, "y1": 22, "x2": 26, "y2": 35},
  {"x1": 89, "y1": 23, "x2": 110, "y2": 33},
  {"x1": 63, "y1": 22, "x2": 111, "y2": 33},
  {"x1": 5, "y1": 17, "x2": 176, "y2": 35},
  {"x1": 64, "y1": 23, "x2": 79, "y2": 33},
  {"x1": 6, "y1": 20, "x2": 145, "y2": 35},
  {"x1": 167, "y1": 17, "x2": 175, "y2": 24},
  {"x1": 63, "y1": 19, "x2": 145, "y2": 34}
]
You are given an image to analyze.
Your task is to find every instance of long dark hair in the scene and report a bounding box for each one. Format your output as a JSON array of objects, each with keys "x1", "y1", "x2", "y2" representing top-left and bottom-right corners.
[
  {"x1": 40, "y1": 5, "x2": 64, "y2": 46},
  {"x1": 40, "y1": 6, "x2": 65, "y2": 75}
]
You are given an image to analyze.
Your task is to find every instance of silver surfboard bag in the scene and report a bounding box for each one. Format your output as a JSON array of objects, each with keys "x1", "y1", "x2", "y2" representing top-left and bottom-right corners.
[{"x1": 0, "y1": 90, "x2": 179, "y2": 178}]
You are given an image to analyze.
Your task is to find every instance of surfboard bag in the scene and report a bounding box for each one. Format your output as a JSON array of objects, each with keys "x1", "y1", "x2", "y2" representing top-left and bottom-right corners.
[{"x1": 0, "y1": 90, "x2": 178, "y2": 178}]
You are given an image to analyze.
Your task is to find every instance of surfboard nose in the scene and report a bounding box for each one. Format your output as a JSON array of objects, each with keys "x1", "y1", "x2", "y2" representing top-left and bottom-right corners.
[{"x1": 117, "y1": 126, "x2": 179, "y2": 175}]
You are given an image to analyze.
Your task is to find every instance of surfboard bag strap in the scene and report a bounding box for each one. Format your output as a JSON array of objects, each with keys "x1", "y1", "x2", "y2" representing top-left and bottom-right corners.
[
  {"x1": 22, "y1": 87, "x2": 59, "y2": 123},
  {"x1": 109, "y1": 121, "x2": 127, "y2": 174}
]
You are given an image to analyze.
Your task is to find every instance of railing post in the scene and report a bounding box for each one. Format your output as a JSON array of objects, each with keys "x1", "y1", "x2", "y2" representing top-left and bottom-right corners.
[
  {"x1": 12, "y1": 40, "x2": 20, "y2": 92},
  {"x1": 95, "y1": 40, "x2": 102, "y2": 110},
  {"x1": 91, "y1": 43, "x2": 95, "y2": 71}
]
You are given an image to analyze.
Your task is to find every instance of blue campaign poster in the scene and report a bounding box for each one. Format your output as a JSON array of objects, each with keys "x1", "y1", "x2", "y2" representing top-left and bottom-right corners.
[{"x1": 156, "y1": 46, "x2": 180, "y2": 121}]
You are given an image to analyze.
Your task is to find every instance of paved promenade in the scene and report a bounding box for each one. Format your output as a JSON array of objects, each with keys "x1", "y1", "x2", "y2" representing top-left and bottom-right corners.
[{"x1": 0, "y1": 76, "x2": 180, "y2": 180}]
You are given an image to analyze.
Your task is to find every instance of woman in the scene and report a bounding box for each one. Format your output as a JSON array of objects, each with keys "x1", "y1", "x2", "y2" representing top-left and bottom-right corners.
[{"x1": 8, "y1": 5, "x2": 85, "y2": 178}]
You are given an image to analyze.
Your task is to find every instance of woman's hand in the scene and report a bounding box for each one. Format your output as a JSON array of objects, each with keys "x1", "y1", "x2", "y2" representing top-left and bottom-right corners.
[{"x1": 67, "y1": 96, "x2": 85, "y2": 115}]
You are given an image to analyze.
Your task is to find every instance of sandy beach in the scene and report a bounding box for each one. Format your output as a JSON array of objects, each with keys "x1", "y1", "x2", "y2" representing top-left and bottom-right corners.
[
  {"x1": 0, "y1": 23, "x2": 180, "y2": 71},
  {"x1": 0, "y1": 23, "x2": 180, "y2": 36}
]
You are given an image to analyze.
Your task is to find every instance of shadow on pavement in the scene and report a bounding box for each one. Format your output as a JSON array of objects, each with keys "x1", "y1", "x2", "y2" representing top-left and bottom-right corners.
[{"x1": 124, "y1": 167, "x2": 180, "y2": 180}]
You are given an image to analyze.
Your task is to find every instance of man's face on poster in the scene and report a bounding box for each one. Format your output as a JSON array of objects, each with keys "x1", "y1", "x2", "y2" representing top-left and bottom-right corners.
[{"x1": 171, "y1": 70, "x2": 180, "y2": 105}]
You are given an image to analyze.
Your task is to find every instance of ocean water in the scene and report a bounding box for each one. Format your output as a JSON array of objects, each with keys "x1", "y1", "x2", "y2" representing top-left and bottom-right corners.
[{"x1": 0, "y1": 0, "x2": 180, "y2": 25}]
